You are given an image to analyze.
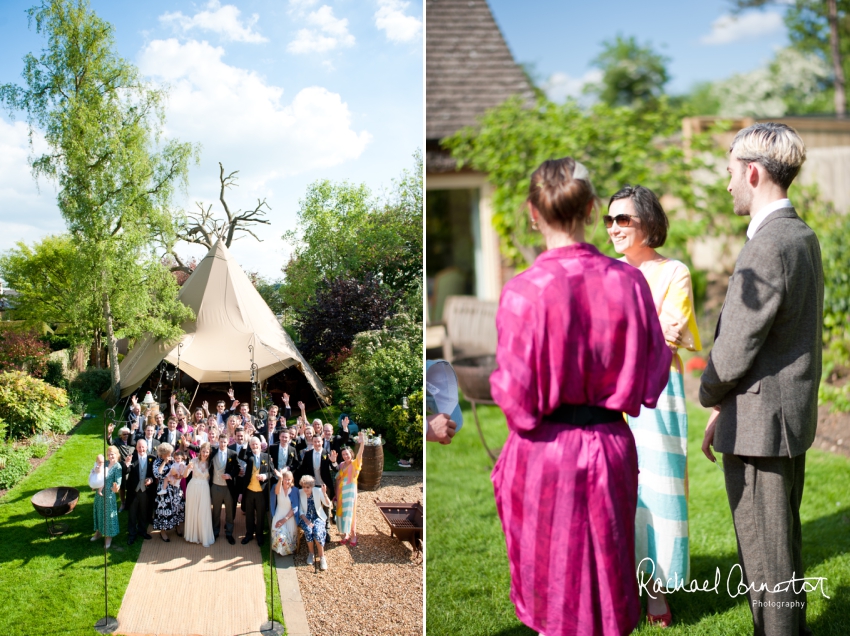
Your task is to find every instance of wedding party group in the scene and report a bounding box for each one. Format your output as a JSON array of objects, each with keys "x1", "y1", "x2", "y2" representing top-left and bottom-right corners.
[
  {"x1": 89, "y1": 389, "x2": 366, "y2": 572},
  {"x1": 488, "y1": 122, "x2": 821, "y2": 636}
]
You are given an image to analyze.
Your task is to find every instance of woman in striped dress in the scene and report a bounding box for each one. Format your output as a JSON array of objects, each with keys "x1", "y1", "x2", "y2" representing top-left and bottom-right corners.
[
  {"x1": 607, "y1": 185, "x2": 702, "y2": 627},
  {"x1": 335, "y1": 431, "x2": 365, "y2": 546}
]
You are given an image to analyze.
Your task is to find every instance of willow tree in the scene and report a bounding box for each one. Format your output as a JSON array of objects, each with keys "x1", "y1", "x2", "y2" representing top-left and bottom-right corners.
[{"x1": 0, "y1": 0, "x2": 197, "y2": 401}]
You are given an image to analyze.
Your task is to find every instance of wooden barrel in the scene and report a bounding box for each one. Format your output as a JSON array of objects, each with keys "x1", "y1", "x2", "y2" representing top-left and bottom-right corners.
[{"x1": 357, "y1": 441, "x2": 383, "y2": 491}]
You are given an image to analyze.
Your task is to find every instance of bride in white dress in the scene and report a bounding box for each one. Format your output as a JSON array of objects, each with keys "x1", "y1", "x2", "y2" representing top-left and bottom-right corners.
[
  {"x1": 271, "y1": 468, "x2": 298, "y2": 556},
  {"x1": 184, "y1": 442, "x2": 215, "y2": 547}
]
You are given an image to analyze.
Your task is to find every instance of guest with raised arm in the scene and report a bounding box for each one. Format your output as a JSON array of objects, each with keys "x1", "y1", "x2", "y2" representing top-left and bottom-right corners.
[
  {"x1": 298, "y1": 477, "x2": 331, "y2": 570},
  {"x1": 127, "y1": 394, "x2": 143, "y2": 431},
  {"x1": 244, "y1": 417, "x2": 267, "y2": 451},
  {"x1": 335, "y1": 431, "x2": 366, "y2": 546},
  {"x1": 270, "y1": 468, "x2": 299, "y2": 557}
]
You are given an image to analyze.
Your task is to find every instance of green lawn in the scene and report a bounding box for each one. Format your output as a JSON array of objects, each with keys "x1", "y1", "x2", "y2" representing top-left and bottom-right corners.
[
  {"x1": 0, "y1": 400, "x2": 284, "y2": 635},
  {"x1": 0, "y1": 400, "x2": 141, "y2": 636},
  {"x1": 426, "y1": 400, "x2": 850, "y2": 635}
]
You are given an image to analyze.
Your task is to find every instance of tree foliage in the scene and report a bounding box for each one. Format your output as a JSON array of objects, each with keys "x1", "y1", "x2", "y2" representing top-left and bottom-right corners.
[
  {"x1": 585, "y1": 35, "x2": 670, "y2": 109},
  {"x1": 0, "y1": 234, "x2": 99, "y2": 345},
  {"x1": 445, "y1": 95, "x2": 738, "y2": 268},
  {"x1": 295, "y1": 274, "x2": 398, "y2": 376},
  {"x1": 0, "y1": 0, "x2": 196, "y2": 399},
  {"x1": 730, "y1": 0, "x2": 848, "y2": 116},
  {"x1": 281, "y1": 152, "x2": 423, "y2": 312}
]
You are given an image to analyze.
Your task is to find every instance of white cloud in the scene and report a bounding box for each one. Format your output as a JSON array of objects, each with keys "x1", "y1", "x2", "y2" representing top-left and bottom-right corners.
[
  {"x1": 0, "y1": 118, "x2": 64, "y2": 257},
  {"x1": 542, "y1": 69, "x2": 602, "y2": 103},
  {"x1": 374, "y1": 0, "x2": 421, "y2": 43},
  {"x1": 160, "y1": 0, "x2": 267, "y2": 43},
  {"x1": 138, "y1": 38, "x2": 370, "y2": 180},
  {"x1": 288, "y1": 0, "x2": 319, "y2": 10},
  {"x1": 287, "y1": 5, "x2": 355, "y2": 54},
  {"x1": 700, "y1": 12, "x2": 784, "y2": 46}
]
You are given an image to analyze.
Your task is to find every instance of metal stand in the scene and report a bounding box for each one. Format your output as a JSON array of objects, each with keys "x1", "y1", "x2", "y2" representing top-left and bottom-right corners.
[
  {"x1": 43, "y1": 519, "x2": 69, "y2": 537},
  {"x1": 94, "y1": 617, "x2": 119, "y2": 634},
  {"x1": 260, "y1": 512, "x2": 284, "y2": 636},
  {"x1": 95, "y1": 408, "x2": 119, "y2": 634},
  {"x1": 468, "y1": 398, "x2": 500, "y2": 465}
]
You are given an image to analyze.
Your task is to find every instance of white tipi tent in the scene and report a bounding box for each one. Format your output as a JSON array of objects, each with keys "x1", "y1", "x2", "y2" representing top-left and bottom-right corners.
[{"x1": 116, "y1": 240, "x2": 329, "y2": 401}]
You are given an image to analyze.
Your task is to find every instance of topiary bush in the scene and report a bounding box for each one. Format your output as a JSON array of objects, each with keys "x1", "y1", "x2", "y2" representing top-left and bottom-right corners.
[
  {"x1": 69, "y1": 367, "x2": 112, "y2": 398},
  {"x1": 0, "y1": 443, "x2": 33, "y2": 490},
  {"x1": 0, "y1": 371, "x2": 69, "y2": 440}
]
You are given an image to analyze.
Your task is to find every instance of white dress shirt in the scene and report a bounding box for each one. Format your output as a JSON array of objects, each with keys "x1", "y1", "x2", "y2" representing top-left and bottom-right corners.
[{"x1": 747, "y1": 198, "x2": 792, "y2": 239}]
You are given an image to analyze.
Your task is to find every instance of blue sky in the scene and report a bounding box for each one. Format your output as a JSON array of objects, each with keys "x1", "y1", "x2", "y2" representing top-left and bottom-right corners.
[
  {"x1": 0, "y1": 0, "x2": 422, "y2": 278},
  {"x1": 487, "y1": 0, "x2": 791, "y2": 101}
]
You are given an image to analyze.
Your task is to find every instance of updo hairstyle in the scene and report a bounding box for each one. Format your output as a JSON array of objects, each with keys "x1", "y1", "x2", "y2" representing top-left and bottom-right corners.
[{"x1": 527, "y1": 157, "x2": 596, "y2": 231}]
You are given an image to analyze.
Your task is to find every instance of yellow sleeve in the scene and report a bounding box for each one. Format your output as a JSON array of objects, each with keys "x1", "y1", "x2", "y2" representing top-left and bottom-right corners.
[{"x1": 659, "y1": 263, "x2": 702, "y2": 352}]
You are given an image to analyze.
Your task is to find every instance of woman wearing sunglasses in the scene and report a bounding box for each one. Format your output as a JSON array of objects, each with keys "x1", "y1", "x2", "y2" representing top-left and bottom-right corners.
[
  {"x1": 490, "y1": 158, "x2": 672, "y2": 636},
  {"x1": 606, "y1": 185, "x2": 702, "y2": 627}
]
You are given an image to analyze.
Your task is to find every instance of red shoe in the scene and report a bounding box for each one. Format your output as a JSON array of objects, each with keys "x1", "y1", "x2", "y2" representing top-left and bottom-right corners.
[
  {"x1": 349, "y1": 535, "x2": 357, "y2": 547},
  {"x1": 340, "y1": 536, "x2": 349, "y2": 545},
  {"x1": 647, "y1": 597, "x2": 671, "y2": 628}
]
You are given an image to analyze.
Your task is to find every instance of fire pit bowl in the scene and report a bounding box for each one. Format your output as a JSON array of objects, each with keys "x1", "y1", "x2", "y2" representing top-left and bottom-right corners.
[
  {"x1": 31, "y1": 486, "x2": 80, "y2": 537},
  {"x1": 453, "y1": 355, "x2": 497, "y2": 403},
  {"x1": 376, "y1": 501, "x2": 423, "y2": 552}
]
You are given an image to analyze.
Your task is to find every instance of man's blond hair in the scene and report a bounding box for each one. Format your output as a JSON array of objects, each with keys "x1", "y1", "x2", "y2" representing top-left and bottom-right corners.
[{"x1": 729, "y1": 122, "x2": 806, "y2": 189}]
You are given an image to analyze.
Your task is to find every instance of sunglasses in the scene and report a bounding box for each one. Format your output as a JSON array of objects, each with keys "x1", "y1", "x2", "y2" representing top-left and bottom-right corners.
[{"x1": 603, "y1": 213, "x2": 640, "y2": 228}]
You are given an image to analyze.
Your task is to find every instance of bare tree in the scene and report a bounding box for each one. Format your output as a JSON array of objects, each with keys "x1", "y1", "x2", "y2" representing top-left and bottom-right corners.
[{"x1": 170, "y1": 162, "x2": 272, "y2": 274}]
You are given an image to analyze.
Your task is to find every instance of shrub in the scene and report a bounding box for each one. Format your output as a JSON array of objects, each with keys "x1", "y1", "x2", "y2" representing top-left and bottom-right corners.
[
  {"x1": 0, "y1": 444, "x2": 33, "y2": 490},
  {"x1": 0, "y1": 330, "x2": 51, "y2": 377},
  {"x1": 0, "y1": 371, "x2": 69, "y2": 440},
  {"x1": 30, "y1": 437, "x2": 50, "y2": 459},
  {"x1": 44, "y1": 360, "x2": 67, "y2": 389},
  {"x1": 387, "y1": 389, "x2": 423, "y2": 463},
  {"x1": 295, "y1": 274, "x2": 398, "y2": 376},
  {"x1": 69, "y1": 367, "x2": 112, "y2": 398},
  {"x1": 336, "y1": 313, "x2": 422, "y2": 442},
  {"x1": 43, "y1": 406, "x2": 76, "y2": 435}
]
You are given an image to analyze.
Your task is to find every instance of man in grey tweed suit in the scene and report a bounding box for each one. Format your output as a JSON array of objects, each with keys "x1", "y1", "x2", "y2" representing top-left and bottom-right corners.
[{"x1": 700, "y1": 122, "x2": 823, "y2": 636}]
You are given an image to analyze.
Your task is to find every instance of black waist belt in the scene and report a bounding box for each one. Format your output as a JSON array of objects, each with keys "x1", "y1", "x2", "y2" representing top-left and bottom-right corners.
[{"x1": 546, "y1": 404, "x2": 623, "y2": 425}]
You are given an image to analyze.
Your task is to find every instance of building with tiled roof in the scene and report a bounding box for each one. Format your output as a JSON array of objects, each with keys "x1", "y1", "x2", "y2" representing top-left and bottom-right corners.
[{"x1": 425, "y1": 0, "x2": 533, "y2": 325}]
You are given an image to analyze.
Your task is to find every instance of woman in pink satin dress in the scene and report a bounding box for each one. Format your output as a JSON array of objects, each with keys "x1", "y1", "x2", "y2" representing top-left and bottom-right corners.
[{"x1": 490, "y1": 157, "x2": 672, "y2": 636}]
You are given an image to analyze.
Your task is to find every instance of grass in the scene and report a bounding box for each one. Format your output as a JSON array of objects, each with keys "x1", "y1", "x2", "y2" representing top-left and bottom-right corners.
[
  {"x1": 0, "y1": 399, "x2": 287, "y2": 635},
  {"x1": 0, "y1": 399, "x2": 142, "y2": 636},
  {"x1": 426, "y1": 399, "x2": 850, "y2": 635}
]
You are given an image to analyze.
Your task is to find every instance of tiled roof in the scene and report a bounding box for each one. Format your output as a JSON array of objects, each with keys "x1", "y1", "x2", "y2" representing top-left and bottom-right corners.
[{"x1": 426, "y1": 0, "x2": 535, "y2": 141}]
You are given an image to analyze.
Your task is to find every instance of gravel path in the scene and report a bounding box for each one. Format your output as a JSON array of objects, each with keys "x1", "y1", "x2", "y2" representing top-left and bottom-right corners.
[{"x1": 293, "y1": 472, "x2": 423, "y2": 636}]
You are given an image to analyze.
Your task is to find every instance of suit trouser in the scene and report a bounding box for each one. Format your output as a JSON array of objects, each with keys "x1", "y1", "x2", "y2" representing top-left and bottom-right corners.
[
  {"x1": 127, "y1": 489, "x2": 150, "y2": 539},
  {"x1": 723, "y1": 452, "x2": 812, "y2": 636},
  {"x1": 210, "y1": 483, "x2": 234, "y2": 537},
  {"x1": 243, "y1": 489, "x2": 267, "y2": 541}
]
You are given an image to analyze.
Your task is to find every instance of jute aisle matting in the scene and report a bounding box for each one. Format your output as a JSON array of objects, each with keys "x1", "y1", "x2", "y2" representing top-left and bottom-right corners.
[{"x1": 116, "y1": 506, "x2": 269, "y2": 636}]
